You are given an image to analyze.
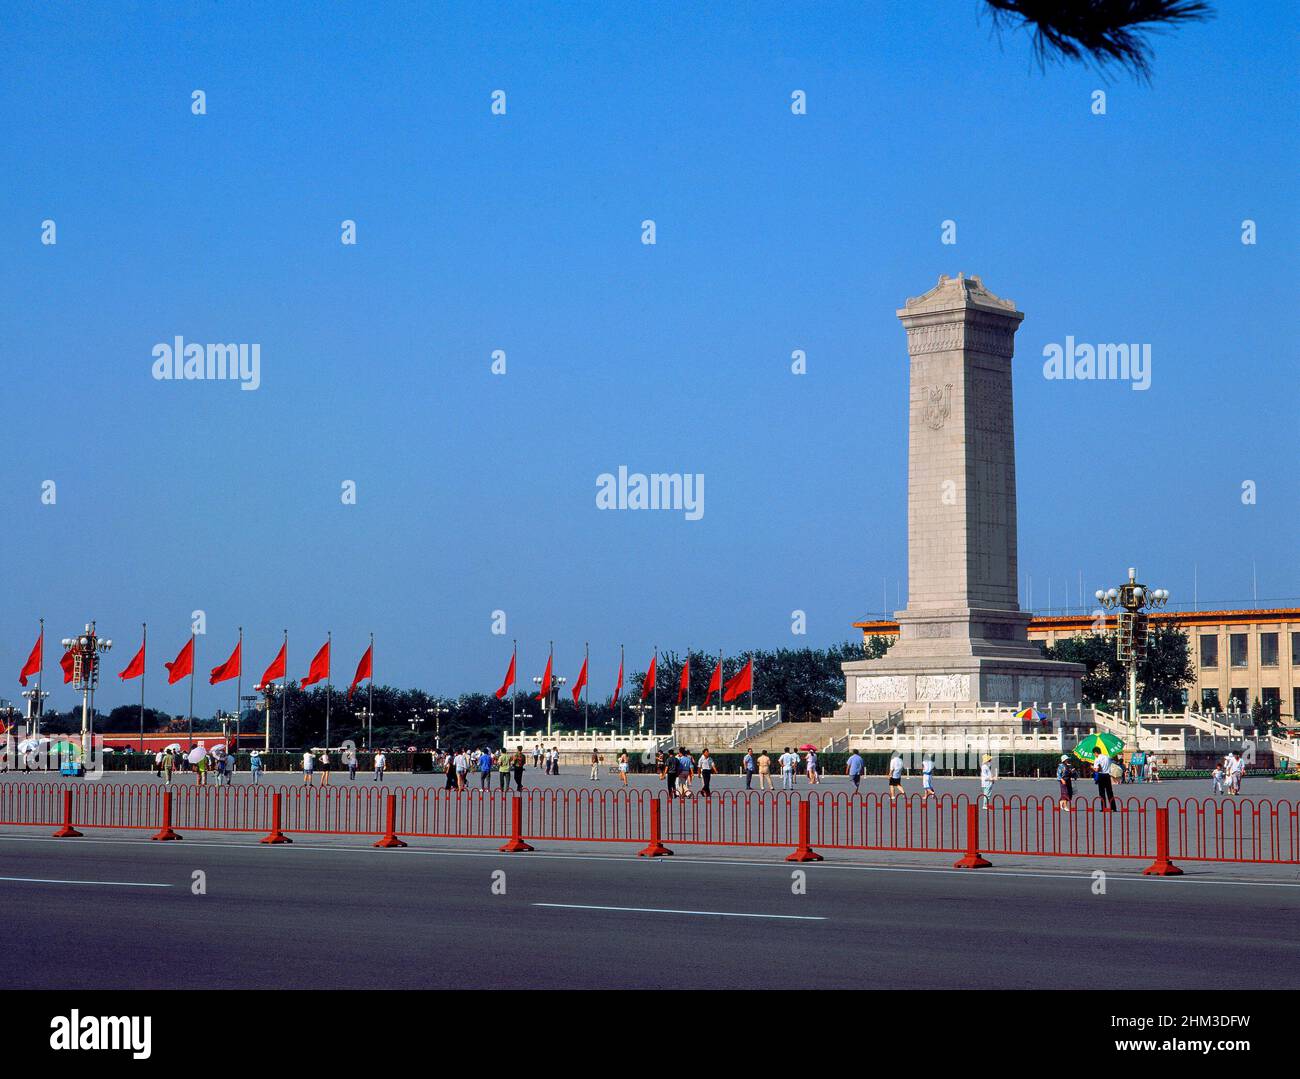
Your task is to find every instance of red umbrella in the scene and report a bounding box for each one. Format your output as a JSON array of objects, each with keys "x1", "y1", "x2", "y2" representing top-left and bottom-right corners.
[{"x1": 798, "y1": 743, "x2": 817, "y2": 751}]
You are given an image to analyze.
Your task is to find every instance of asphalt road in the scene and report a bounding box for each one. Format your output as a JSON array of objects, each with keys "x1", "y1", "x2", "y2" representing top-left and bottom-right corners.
[{"x1": 3, "y1": 830, "x2": 1298, "y2": 990}]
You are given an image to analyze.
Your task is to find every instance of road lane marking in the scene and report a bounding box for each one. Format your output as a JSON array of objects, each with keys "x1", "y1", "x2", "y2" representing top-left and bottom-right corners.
[
  {"x1": 0, "y1": 875, "x2": 171, "y2": 888},
  {"x1": 532, "y1": 902, "x2": 825, "y2": 920}
]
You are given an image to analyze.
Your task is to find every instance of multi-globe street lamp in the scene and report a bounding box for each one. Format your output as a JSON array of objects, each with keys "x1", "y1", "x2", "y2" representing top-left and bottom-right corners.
[
  {"x1": 61, "y1": 623, "x2": 112, "y2": 770},
  {"x1": 1095, "y1": 568, "x2": 1170, "y2": 753},
  {"x1": 531, "y1": 675, "x2": 566, "y2": 738},
  {"x1": 21, "y1": 688, "x2": 49, "y2": 736}
]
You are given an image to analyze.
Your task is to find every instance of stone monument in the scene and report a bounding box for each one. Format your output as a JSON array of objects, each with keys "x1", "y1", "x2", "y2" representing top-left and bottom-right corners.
[{"x1": 837, "y1": 274, "x2": 1084, "y2": 720}]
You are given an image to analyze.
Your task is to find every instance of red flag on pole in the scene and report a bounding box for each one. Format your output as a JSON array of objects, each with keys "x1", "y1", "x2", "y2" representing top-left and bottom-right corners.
[
  {"x1": 535, "y1": 652, "x2": 553, "y2": 700},
  {"x1": 723, "y1": 657, "x2": 753, "y2": 703},
  {"x1": 572, "y1": 656, "x2": 589, "y2": 704},
  {"x1": 676, "y1": 658, "x2": 691, "y2": 705},
  {"x1": 495, "y1": 651, "x2": 516, "y2": 700},
  {"x1": 118, "y1": 639, "x2": 146, "y2": 680},
  {"x1": 18, "y1": 632, "x2": 42, "y2": 686},
  {"x1": 258, "y1": 643, "x2": 286, "y2": 688},
  {"x1": 611, "y1": 654, "x2": 624, "y2": 703},
  {"x1": 209, "y1": 639, "x2": 242, "y2": 685},
  {"x1": 59, "y1": 650, "x2": 76, "y2": 684},
  {"x1": 165, "y1": 638, "x2": 194, "y2": 685},
  {"x1": 348, "y1": 644, "x2": 373, "y2": 702},
  {"x1": 640, "y1": 653, "x2": 657, "y2": 700},
  {"x1": 703, "y1": 660, "x2": 722, "y2": 707},
  {"x1": 303, "y1": 640, "x2": 331, "y2": 687}
]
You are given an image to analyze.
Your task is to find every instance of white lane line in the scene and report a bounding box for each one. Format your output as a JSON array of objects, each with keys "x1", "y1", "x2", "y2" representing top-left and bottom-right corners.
[
  {"x1": 0, "y1": 875, "x2": 171, "y2": 888},
  {"x1": 532, "y1": 902, "x2": 825, "y2": 920}
]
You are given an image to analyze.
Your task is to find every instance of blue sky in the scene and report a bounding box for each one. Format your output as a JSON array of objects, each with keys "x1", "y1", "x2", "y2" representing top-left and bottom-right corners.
[{"x1": 2, "y1": 1, "x2": 1296, "y2": 714}]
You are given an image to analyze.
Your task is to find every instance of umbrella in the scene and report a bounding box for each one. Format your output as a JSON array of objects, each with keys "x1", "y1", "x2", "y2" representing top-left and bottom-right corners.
[
  {"x1": 209, "y1": 743, "x2": 228, "y2": 757},
  {"x1": 1072, "y1": 732, "x2": 1124, "y2": 763},
  {"x1": 16, "y1": 737, "x2": 47, "y2": 754},
  {"x1": 1014, "y1": 706, "x2": 1045, "y2": 722},
  {"x1": 798, "y1": 743, "x2": 817, "y2": 751},
  {"x1": 187, "y1": 747, "x2": 207, "y2": 765},
  {"x1": 163, "y1": 743, "x2": 182, "y2": 752},
  {"x1": 48, "y1": 740, "x2": 81, "y2": 760}
]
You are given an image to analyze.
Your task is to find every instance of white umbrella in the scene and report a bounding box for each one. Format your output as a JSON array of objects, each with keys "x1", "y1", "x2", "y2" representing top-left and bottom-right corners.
[
  {"x1": 187, "y1": 747, "x2": 207, "y2": 765},
  {"x1": 163, "y1": 743, "x2": 182, "y2": 752},
  {"x1": 209, "y1": 743, "x2": 228, "y2": 757},
  {"x1": 16, "y1": 738, "x2": 44, "y2": 753}
]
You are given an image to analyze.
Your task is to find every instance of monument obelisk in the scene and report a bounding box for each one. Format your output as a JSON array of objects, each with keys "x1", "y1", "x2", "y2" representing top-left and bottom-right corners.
[{"x1": 837, "y1": 274, "x2": 1084, "y2": 720}]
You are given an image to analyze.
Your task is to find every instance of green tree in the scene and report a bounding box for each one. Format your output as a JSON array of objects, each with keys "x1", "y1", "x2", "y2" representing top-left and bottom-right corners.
[{"x1": 1045, "y1": 624, "x2": 1194, "y2": 710}]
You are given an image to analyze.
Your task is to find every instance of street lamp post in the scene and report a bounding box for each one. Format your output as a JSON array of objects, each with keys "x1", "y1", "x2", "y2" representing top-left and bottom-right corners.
[
  {"x1": 531, "y1": 675, "x2": 566, "y2": 738},
  {"x1": 1095, "y1": 568, "x2": 1170, "y2": 754},
  {"x1": 21, "y1": 689, "x2": 48, "y2": 737},
  {"x1": 61, "y1": 623, "x2": 112, "y2": 771},
  {"x1": 355, "y1": 706, "x2": 374, "y2": 750}
]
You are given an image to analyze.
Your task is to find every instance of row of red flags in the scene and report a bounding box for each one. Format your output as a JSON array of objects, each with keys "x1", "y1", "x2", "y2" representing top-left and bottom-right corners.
[
  {"x1": 18, "y1": 631, "x2": 374, "y2": 702},
  {"x1": 494, "y1": 649, "x2": 754, "y2": 707}
]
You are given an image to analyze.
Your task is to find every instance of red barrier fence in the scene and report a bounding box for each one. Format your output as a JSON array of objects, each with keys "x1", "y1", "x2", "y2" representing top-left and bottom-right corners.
[{"x1": 1, "y1": 783, "x2": 1296, "y2": 866}]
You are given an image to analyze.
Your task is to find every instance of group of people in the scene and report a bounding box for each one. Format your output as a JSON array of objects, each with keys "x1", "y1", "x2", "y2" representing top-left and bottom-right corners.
[
  {"x1": 1211, "y1": 751, "x2": 1247, "y2": 795},
  {"x1": 300, "y1": 748, "x2": 387, "y2": 784},
  {"x1": 655, "y1": 746, "x2": 718, "y2": 798},
  {"x1": 153, "y1": 744, "x2": 248, "y2": 786},
  {"x1": 437, "y1": 747, "x2": 527, "y2": 791}
]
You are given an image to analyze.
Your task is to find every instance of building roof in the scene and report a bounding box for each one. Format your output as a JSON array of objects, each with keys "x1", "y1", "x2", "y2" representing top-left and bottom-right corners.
[{"x1": 854, "y1": 608, "x2": 1300, "y2": 635}]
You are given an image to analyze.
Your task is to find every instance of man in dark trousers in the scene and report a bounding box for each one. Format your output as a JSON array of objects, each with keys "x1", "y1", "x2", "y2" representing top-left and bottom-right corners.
[
  {"x1": 664, "y1": 749, "x2": 679, "y2": 800},
  {"x1": 1093, "y1": 746, "x2": 1117, "y2": 811}
]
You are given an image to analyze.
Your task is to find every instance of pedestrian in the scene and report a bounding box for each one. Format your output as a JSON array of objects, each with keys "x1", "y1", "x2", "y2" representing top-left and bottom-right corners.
[
  {"x1": 757, "y1": 749, "x2": 773, "y2": 791},
  {"x1": 153, "y1": 750, "x2": 163, "y2": 778},
  {"x1": 220, "y1": 753, "x2": 234, "y2": 786},
  {"x1": 1056, "y1": 754, "x2": 1074, "y2": 811},
  {"x1": 675, "y1": 747, "x2": 694, "y2": 799},
  {"x1": 618, "y1": 750, "x2": 629, "y2": 786},
  {"x1": 532, "y1": 743, "x2": 541, "y2": 770},
  {"x1": 1092, "y1": 746, "x2": 1116, "y2": 811},
  {"x1": 511, "y1": 746, "x2": 526, "y2": 791},
  {"x1": 1229, "y1": 750, "x2": 1245, "y2": 796},
  {"x1": 1211, "y1": 763, "x2": 1224, "y2": 794},
  {"x1": 319, "y1": 750, "x2": 332, "y2": 786},
  {"x1": 698, "y1": 748, "x2": 715, "y2": 797},
  {"x1": 921, "y1": 754, "x2": 937, "y2": 801},
  {"x1": 664, "y1": 749, "x2": 679, "y2": 800},
  {"x1": 250, "y1": 750, "x2": 264, "y2": 783},
  {"x1": 162, "y1": 748, "x2": 175, "y2": 786},
  {"x1": 655, "y1": 749, "x2": 666, "y2": 778},
  {"x1": 979, "y1": 753, "x2": 996, "y2": 809},
  {"x1": 846, "y1": 748, "x2": 864, "y2": 792},
  {"x1": 196, "y1": 752, "x2": 208, "y2": 787},
  {"x1": 301, "y1": 749, "x2": 315, "y2": 785},
  {"x1": 550, "y1": 746, "x2": 560, "y2": 776},
  {"x1": 589, "y1": 748, "x2": 602, "y2": 782},
  {"x1": 742, "y1": 748, "x2": 755, "y2": 790},
  {"x1": 455, "y1": 748, "x2": 469, "y2": 791},
  {"x1": 347, "y1": 749, "x2": 358, "y2": 781},
  {"x1": 805, "y1": 749, "x2": 820, "y2": 786},
  {"x1": 887, "y1": 749, "x2": 905, "y2": 802},
  {"x1": 779, "y1": 747, "x2": 796, "y2": 791},
  {"x1": 374, "y1": 750, "x2": 386, "y2": 782},
  {"x1": 480, "y1": 746, "x2": 493, "y2": 789}
]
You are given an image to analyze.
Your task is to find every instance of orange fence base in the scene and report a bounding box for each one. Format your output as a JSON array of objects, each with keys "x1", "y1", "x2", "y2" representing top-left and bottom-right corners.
[
  {"x1": 785, "y1": 845, "x2": 823, "y2": 863},
  {"x1": 151, "y1": 825, "x2": 182, "y2": 841},
  {"x1": 260, "y1": 828, "x2": 292, "y2": 845},
  {"x1": 374, "y1": 833, "x2": 408, "y2": 849},
  {"x1": 499, "y1": 835, "x2": 535, "y2": 853},
  {"x1": 952, "y1": 852, "x2": 992, "y2": 869},
  {"x1": 1142, "y1": 855, "x2": 1184, "y2": 876},
  {"x1": 637, "y1": 839, "x2": 672, "y2": 857},
  {"x1": 52, "y1": 823, "x2": 83, "y2": 838}
]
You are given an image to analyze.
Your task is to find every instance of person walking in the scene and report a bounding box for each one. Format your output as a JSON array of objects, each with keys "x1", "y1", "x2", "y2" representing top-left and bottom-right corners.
[
  {"x1": 374, "y1": 750, "x2": 387, "y2": 782},
  {"x1": 887, "y1": 749, "x2": 905, "y2": 802},
  {"x1": 319, "y1": 750, "x2": 332, "y2": 786},
  {"x1": 301, "y1": 749, "x2": 315, "y2": 785},
  {"x1": 347, "y1": 749, "x2": 358, "y2": 782},
  {"x1": 1092, "y1": 746, "x2": 1117, "y2": 811},
  {"x1": 742, "y1": 748, "x2": 755, "y2": 790},
  {"x1": 196, "y1": 752, "x2": 209, "y2": 787},
  {"x1": 511, "y1": 746, "x2": 526, "y2": 792},
  {"x1": 921, "y1": 755, "x2": 936, "y2": 801},
  {"x1": 250, "y1": 749, "x2": 264, "y2": 783},
  {"x1": 589, "y1": 748, "x2": 602, "y2": 782},
  {"x1": 654, "y1": 749, "x2": 666, "y2": 779},
  {"x1": 153, "y1": 750, "x2": 163, "y2": 779},
  {"x1": 846, "y1": 748, "x2": 864, "y2": 793},
  {"x1": 664, "y1": 749, "x2": 679, "y2": 801},
  {"x1": 479, "y1": 746, "x2": 493, "y2": 790},
  {"x1": 618, "y1": 750, "x2": 629, "y2": 786},
  {"x1": 550, "y1": 746, "x2": 560, "y2": 776},
  {"x1": 454, "y1": 748, "x2": 469, "y2": 791},
  {"x1": 497, "y1": 749, "x2": 511, "y2": 790},
  {"x1": 675, "y1": 748, "x2": 694, "y2": 799},
  {"x1": 1211, "y1": 763, "x2": 1224, "y2": 795},
  {"x1": 979, "y1": 753, "x2": 996, "y2": 809},
  {"x1": 805, "y1": 749, "x2": 820, "y2": 786},
  {"x1": 1229, "y1": 750, "x2": 1245, "y2": 796},
  {"x1": 757, "y1": 750, "x2": 773, "y2": 791},
  {"x1": 1056, "y1": 754, "x2": 1074, "y2": 811},
  {"x1": 779, "y1": 747, "x2": 796, "y2": 791},
  {"x1": 444, "y1": 750, "x2": 457, "y2": 790},
  {"x1": 698, "y1": 748, "x2": 715, "y2": 797},
  {"x1": 162, "y1": 748, "x2": 175, "y2": 786}
]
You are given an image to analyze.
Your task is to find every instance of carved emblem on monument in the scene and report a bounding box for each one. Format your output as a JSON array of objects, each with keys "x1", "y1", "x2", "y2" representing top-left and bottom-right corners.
[{"x1": 922, "y1": 383, "x2": 952, "y2": 430}]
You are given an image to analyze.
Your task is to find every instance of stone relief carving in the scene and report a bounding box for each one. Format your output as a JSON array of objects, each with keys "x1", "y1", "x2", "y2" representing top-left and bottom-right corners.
[
  {"x1": 1018, "y1": 676, "x2": 1045, "y2": 701},
  {"x1": 984, "y1": 674, "x2": 1014, "y2": 700},
  {"x1": 915, "y1": 674, "x2": 970, "y2": 701},
  {"x1": 855, "y1": 675, "x2": 909, "y2": 703},
  {"x1": 1047, "y1": 677, "x2": 1079, "y2": 703},
  {"x1": 921, "y1": 384, "x2": 953, "y2": 430}
]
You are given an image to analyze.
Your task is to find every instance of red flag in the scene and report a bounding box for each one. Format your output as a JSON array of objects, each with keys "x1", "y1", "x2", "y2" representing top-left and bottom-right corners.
[
  {"x1": 676, "y1": 658, "x2": 691, "y2": 705},
  {"x1": 209, "y1": 639, "x2": 241, "y2": 685},
  {"x1": 303, "y1": 640, "x2": 331, "y2": 687},
  {"x1": 723, "y1": 657, "x2": 753, "y2": 703},
  {"x1": 572, "y1": 656, "x2": 589, "y2": 704},
  {"x1": 703, "y1": 661, "x2": 722, "y2": 707},
  {"x1": 611, "y1": 655, "x2": 624, "y2": 703},
  {"x1": 348, "y1": 644, "x2": 373, "y2": 702},
  {"x1": 165, "y1": 637, "x2": 194, "y2": 685},
  {"x1": 59, "y1": 650, "x2": 76, "y2": 684},
  {"x1": 494, "y1": 652, "x2": 516, "y2": 700},
  {"x1": 118, "y1": 639, "x2": 146, "y2": 680},
  {"x1": 258, "y1": 643, "x2": 286, "y2": 688},
  {"x1": 18, "y1": 632, "x2": 42, "y2": 686},
  {"x1": 535, "y1": 652, "x2": 553, "y2": 700},
  {"x1": 640, "y1": 653, "x2": 657, "y2": 700}
]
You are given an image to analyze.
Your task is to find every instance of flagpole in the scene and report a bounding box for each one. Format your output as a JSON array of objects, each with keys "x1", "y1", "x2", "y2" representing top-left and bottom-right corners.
[
  {"x1": 139, "y1": 623, "x2": 147, "y2": 752},
  {"x1": 686, "y1": 644, "x2": 691, "y2": 711},
  {"x1": 281, "y1": 629, "x2": 288, "y2": 752},
  {"x1": 619, "y1": 643, "x2": 624, "y2": 736},
  {"x1": 652, "y1": 645, "x2": 658, "y2": 739},
  {"x1": 325, "y1": 630, "x2": 332, "y2": 749},
  {"x1": 749, "y1": 652, "x2": 754, "y2": 711},
  {"x1": 234, "y1": 626, "x2": 242, "y2": 750},
  {"x1": 367, "y1": 631, "x2": 374, "y2": 750},
  {"x1": 187, "y1": 633, "x2": 195, "y2": 743},
  {"x1": 584, "y1": 641, "x2": 589, "y2": 732},
  {"x1": 36, "y1": 617, "x2": 44, "y2": 739},
  {"x1": 511, "y1": 639, "x2": 517, "y2": 737}
]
